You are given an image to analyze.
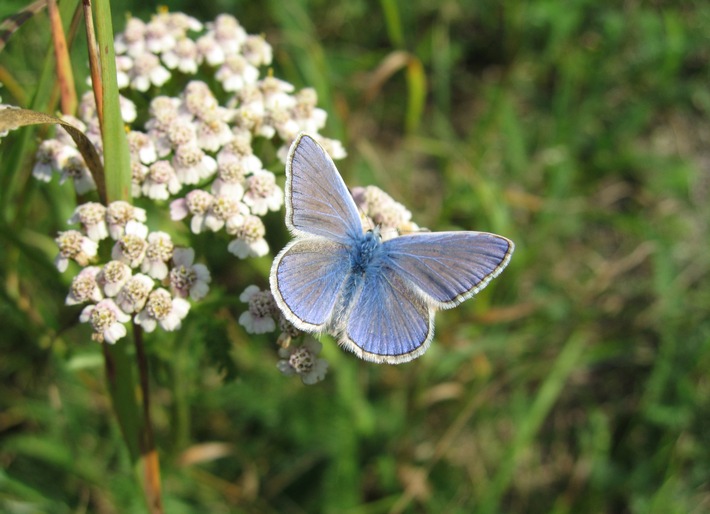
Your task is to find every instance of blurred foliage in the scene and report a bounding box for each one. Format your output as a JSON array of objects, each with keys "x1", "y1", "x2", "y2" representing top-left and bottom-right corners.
[{"x1": 1, "y1": 0, "x2": 710, "y2": 513}]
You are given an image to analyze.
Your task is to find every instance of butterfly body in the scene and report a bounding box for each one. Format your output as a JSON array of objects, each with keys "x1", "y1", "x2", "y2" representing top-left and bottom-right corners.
[{"x1": 271, "y1": 134, "x2": 514, "y2": 364}]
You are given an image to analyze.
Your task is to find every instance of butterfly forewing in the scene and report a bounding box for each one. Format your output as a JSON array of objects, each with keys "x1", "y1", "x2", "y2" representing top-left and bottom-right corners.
[
  {"x1": 341, "y1": 267, "x2": 433, "y2": 364},
  {"x1": 286, "y1": 134, "x2": 363, "y2": 244},
  {"x1": 271, "y1": 238, "x2": 351, "y2": 331},
  {"x1": 382, "y1": 232, "x2": 514, "y2": 308}
]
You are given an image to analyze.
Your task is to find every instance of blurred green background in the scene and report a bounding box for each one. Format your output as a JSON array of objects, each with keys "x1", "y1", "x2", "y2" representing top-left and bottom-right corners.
[{"x1": 1, "y1": 0, "x2": 709, "y2": 513}]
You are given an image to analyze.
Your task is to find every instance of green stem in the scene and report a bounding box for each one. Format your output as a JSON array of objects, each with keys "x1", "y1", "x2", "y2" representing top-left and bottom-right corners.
[{"x1": 91, "y1": 0, "x2": 163, "y2": 511}]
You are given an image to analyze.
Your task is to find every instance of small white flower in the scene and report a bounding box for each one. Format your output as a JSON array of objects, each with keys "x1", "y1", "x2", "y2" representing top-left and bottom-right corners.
[
  {"x1": 32, "y1": 139, "x2": 63, "y2": 182},
  {"x1": 203, "y1": 192, "x2": 248, "y2": 232},
  {"x1": 141, "y1": 231, "x2": 174, "y2": 279},
  {"x1": 172, "y1": 143, "x2": 217, "y2": 185},
  {"x1": 129, "y1": 52, "x2": 171, "y2": 91},
  {"x1": 106, "y1": 201, "x2": 147, "y2": 239},
  {"x1": 242, "y1": 34, "x2": 273, "y2": 67},
  {"x1": 111, "y1": 220, "x2": 149, "y2": 268},
  {"x1": 170, "y1": 189, "x2": 214, "y2": 233},
  {"x1": 217, "y1": 135, "x2": 263, "y2": 173},
  {"x1": 144, "y1": 17, "x2": 176, "y2": 54},
  {"x1": 181, "y1": 80, "x2": 215, "y2": 111},
  {"x1": 116, "y1": 273, "x2": 154, "y2": 314},
  {"x1": 142, "y1": 160, "x2": 181, "y2": 200},
  {"x1": 127, "y1": 131, "x2": 158, "y2": 165},
  {"x1": 277, "y1": 339, "x2": 328, "y2": 385},
  {"x1": 134, "y1": 288, "x2": 190, "y2": 332},
  {"x1": 69, "y1": 202, "x2": 108, "y2": 241},
  {"x1": 159, "y1": 11, "x2": 203, "y2": 34},
  {"x1": 195, "y1": 118, "x2": 233, "y2": 153},
  {"x1": 227, "y1": 215, "x2": 269, "y2": 259},
  {"x1": 55, "y1": 230, "x2": 98, "y2": 272},
  {"x1": 66, "y1": 266, "x2": 103, "y2": 305},
  {"x1": 238, "y1": 285, "x2": 276, "y2": 334},
  {"x1": 291, "y1": 87, "x2": 328, "y2": 133},
  {"x1": 210, "y1": 14, "x2": 247, "y2": 55},
  {"x1": 97, "y1": 260, "x2": 132, "y2": 297},
  {"x1": 260, "y1": 76, "x2": 296, "y2": 112},
  {"x1": 215, "y1": 54, "x2": 259, "y2": 92},
  {"x1": 169, "y1": 248, "x2": 211, "y2": 301},
  {"x1": 59, "y1": 154, "x2": 96, "y2": 194},
  {"x1": 196, "y1": 33, "x2": 225, "y2": 66},
  {"x1": 166, "y1": 120, "x2": 198, "y2": 148},
  {"x1": 114, "y1": 17, "x2": 147, "y2": 57},
  {"x1": 161, "y1": 37, "x2": 200, "y2": 74},
  {"x1": 242, "y1": 170, "x2": 282, "y2": 215},
  {"x1": 80, "y1": 299, "x2": 131, "y2": 344}
]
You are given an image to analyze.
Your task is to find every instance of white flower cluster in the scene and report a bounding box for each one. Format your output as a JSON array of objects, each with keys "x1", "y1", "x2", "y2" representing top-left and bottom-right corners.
[
  {"x1": 33, "y1": 11, "x2": 345, "y2": 260},
  {"x1": 351, "y1": 185, "x2": 422, "y2": 240},
  {"x1": 238, "y1": 285, "x2": 328, "y2": 385},
  {"x1": 56, "y1": 200, "x2": 211, "y2": 343},
  {"x1": 30, "y1": 10, "x2": 345, "y2": 379}
]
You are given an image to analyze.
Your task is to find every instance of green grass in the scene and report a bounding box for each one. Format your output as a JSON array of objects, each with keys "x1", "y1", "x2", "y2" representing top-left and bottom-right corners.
[{"x1": 2, "y1": 0, "x2": 710, "y2": 513}]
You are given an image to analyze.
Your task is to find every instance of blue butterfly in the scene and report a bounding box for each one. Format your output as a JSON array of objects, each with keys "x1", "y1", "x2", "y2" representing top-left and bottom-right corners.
[{"x1": 270, "y1": 134, "x2": 514, "y2": 364}]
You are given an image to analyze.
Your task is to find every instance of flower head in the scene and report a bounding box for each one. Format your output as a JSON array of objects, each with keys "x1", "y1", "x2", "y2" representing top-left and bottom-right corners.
[
  {"x1": 66, "y1": 266, "x2": 103, "y2": 305},
  {"x1": 169, "y1": 248, "x2": 211, "y2": 300},
  {"x1": 116, "y1": 273, "x2": 154, "y2": 313},
  {"x1": 69, "y1": 202, "x2": 109, "y2": 241},
  {"x1": 97, "y1": 260, "x2": 133, "y2": 297},
  {"x1": 106, "y1": 201, "x2": 147, "y2": 239},
  {"x1": 242, "y1": 170, "x2": 282, "y2": 215},
  {"x1": 227, "y1": 215, "x2": 268, "y2": 258},
  {"x1": 80, "y1": 299, "x2": 131, "y2": 344},
  {"x1": 55, "y1": 230, "x2": 98, "y2": 272},
  {"x1": 277, "y1": 339, "x2": 328, "y2": 385},
  {"x1": 142, "y1": 160, "x2": 181, "y2": 200},
  {"x1": 111, "y1": 220, "x2": 149, "y2": 268},
  {"x1": 141, "y1": 231, "x2": 175, "y2": 279},
  {"x1": 134, "y1": 288, "x2": 190, "y2": 332},
  {"x1": 238, "y1": 285, "x2": 276, "y2": 334}
]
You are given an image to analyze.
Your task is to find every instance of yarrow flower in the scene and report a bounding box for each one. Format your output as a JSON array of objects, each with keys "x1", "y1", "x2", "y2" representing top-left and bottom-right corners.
[
  {"x1": 134, "y1": 288, "x2": 190, "y2": 332},
  {"x1": 69, "y1": 202, "x2": 109, "y2": 241},
  {"x1": 227, "y1": 214, "x2": 268, "y2": 259},
  {"x1": 116, "y1": 273, "x2": 154, "y2": 313},
  {"x1": 277, "y1": 339, "x2": 329, "y2": 385},
  {"x1": 169, "y1": 248, "x2": 211, "y2": 300},
  {"x1": 238, "y1": 285, "x2": 276, "y2": 334},
  {"x1": 142, "y1": 231, "x2": 175, "y2": 279},
  {"x1": 55, "y1": 230, "x2": 98, "y2": 272},
  {"x1": 351, "y1": 185, "x2": 420, "y2": 239},
  {"x1": 112, "y1": 220, "x2": 149, "y2": 268},
  {"x1": 80, "y1": 299, "x2": 131, "y2": 344},
  {"x1": 66, "y1": 266, "x2": 103, "y2": 305},
  {"x1": 106, "y1": 201, "x2": 147, "y2": 239},
  {"x1": 98, "y1": 260, "x2": 132, "y2": 297}
]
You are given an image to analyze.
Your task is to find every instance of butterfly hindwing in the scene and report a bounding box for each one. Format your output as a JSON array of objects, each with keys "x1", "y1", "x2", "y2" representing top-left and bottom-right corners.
[
  {"x1": 271, "y1": 237, "x2": 351, "y2": 331},
  {"x1": 341, "y1": 265, "x2": 433, "y2": 364}
]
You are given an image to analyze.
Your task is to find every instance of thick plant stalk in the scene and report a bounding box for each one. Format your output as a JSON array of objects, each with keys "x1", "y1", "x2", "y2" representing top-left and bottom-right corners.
[{"x1": 90, "y1": 0, "x2": 164, "y2": 512}]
